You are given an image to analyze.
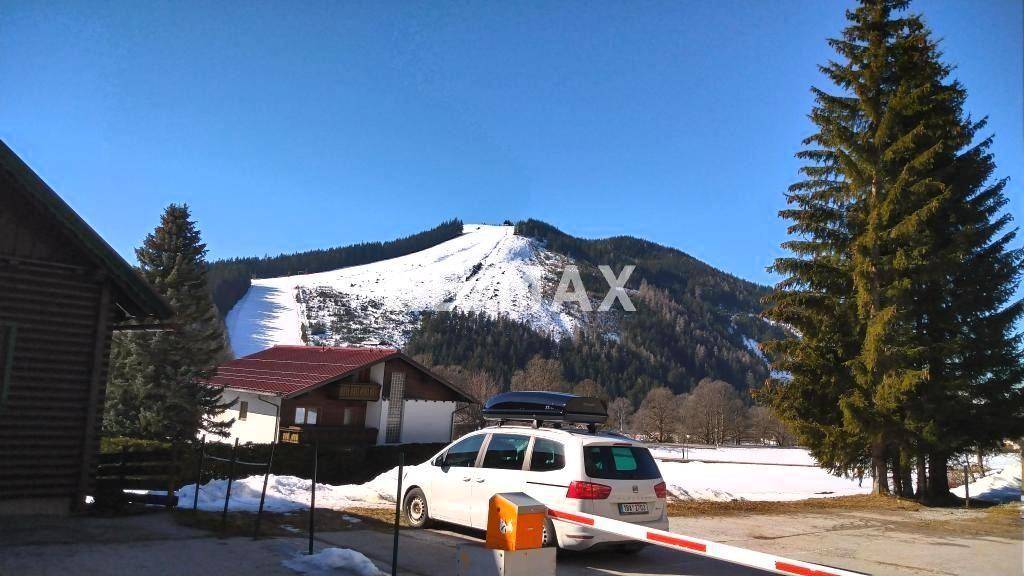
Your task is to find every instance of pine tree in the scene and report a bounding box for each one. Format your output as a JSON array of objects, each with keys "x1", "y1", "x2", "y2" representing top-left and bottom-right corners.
[
  {"x1": 104, "y1": 204, "x2": 230, "y2": 442},
  {"x1": 763, "y1": 0, "x2": 1023, "y2": 499}
]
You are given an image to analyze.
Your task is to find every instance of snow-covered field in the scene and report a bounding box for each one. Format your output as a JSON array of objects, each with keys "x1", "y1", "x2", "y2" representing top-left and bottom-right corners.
[
  {"x1": 650, "y1": 445, "x2": 818, "y2": 466},
  {"x1": 225, "y1": 224, "x2": 580, "y2": 356},
  {"x1": 659, "y1": 460, "x2": 871, "y2": 501},
  {"x1": 173, "y1": 446, "x2": 1020, "y2": 512},
  {"x1": 176, "y1": 446, "x2": 876, "y2": 512},
  {"x1": 651, "y1": 445, "x2": 871, "y2": 501}
]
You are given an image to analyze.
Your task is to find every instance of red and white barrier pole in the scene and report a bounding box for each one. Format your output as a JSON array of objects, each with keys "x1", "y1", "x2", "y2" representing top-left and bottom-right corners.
[{"x1": 547, "y1": 507, "x2": 868, "y2": 576}]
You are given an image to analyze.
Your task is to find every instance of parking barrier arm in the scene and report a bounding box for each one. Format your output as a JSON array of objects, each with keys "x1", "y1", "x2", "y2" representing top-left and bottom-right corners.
[{"x1": 546, "y1": 507, "x2": 869, "y2": 576}]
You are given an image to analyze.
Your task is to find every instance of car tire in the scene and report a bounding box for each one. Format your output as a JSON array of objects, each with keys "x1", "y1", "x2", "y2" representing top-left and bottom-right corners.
[
  {"x1": 541, "y1": 518, "x2": 558, "y2": 548},
  {"x1": 404, "y1": 487, "x2": 432, "y2": 528}
]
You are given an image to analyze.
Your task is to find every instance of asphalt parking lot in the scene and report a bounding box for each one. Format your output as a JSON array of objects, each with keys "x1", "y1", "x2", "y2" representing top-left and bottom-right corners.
[
  {"x1": 1, "y1": 506, "x2": 1018, "y2": 576},
  {"x1": 0, "y1": 512, "x2": 771, "y2": 576}
]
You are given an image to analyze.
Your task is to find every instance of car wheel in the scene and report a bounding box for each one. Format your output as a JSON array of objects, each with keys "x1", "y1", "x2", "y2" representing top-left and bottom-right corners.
[
  {"x1": 541, "y1": 518, "x2": 557, "y2": 548},
  {"x1": 404, "y1": 488, "x2": 432, "y2": 528}
]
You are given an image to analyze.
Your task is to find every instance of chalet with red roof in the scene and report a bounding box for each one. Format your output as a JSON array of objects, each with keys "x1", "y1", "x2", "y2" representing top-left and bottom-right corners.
[{"x1": 209, "y1": 345, "x2": 473, "y2": 446}]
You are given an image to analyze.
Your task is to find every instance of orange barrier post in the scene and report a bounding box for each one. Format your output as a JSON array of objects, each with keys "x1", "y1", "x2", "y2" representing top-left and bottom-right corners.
[{"x1": 485, "y1": 493, "x2": 546, "y2": 551}]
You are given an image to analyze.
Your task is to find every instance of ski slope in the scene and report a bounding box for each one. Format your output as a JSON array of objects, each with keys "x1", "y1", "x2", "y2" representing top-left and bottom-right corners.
[{"x1": 226, "y1": 224, "x2": 581, "y2": 357}]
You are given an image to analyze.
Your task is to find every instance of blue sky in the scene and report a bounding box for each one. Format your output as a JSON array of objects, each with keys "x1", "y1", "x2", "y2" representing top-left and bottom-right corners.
[{"x1": 2, "y1": 1, "x2": 1021, "y2": 288}]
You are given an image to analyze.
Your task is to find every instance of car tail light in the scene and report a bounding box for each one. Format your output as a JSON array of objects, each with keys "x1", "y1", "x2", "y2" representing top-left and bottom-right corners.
[
  {"x1": 566, "y1": 480, "x2": 612, "y2": 500},
  {"x1": 654, "y1": 481, "x2": 667, "y2": 499}
]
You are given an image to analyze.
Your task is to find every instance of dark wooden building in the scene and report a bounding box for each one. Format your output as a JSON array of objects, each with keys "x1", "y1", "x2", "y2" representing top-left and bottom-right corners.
[{"x1": 0, "y1": 140, "x2": 172, "y2": 514}]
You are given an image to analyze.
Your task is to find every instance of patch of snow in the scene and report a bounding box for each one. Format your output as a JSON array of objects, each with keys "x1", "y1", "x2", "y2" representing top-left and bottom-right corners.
[
  {"x1": 650, "y1": 444, "x2": 819, "y2": 466},
  {"x1": 649, "y1": 444, "x2": 870, "y2": 501},
  {"x1": 983, "y1": 452, "x2": 1020, "y2": 472},
  {"x1": 174, "y1": 465, "x2": 419, "y2": 512},
  {"x1": 952, "y1": 455, "x2": 1021, "y2": 503},
  {"x1": 658, "y1": 460, "x2": 871, "y2": 501},
  {"x1": 282, "y1": 548, "x2": 383, "y2": 576},
  {"x1": 227, "y1": 224, "x2": 582, "y2": 356},
  {"x1": 741, "y1": 336, "x2": 766, "y2": 361}
]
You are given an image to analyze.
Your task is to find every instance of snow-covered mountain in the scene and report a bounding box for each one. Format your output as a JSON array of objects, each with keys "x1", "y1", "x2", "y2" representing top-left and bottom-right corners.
[{"x1": 225, "y1": 224, "x2": 580, "y2": 357}]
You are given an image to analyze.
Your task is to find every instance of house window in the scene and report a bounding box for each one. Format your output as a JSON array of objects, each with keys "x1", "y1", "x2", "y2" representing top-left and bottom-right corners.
[
  {"x1": 238, "y1": 400, "x2": 248, "y2": 421},
  {"x1": 295, "y1": 406, "x2": 318, "y2": 425},
  {"x1": 343, "y1": 406, "x2": 356, "y2": 426},
  {"x1": 385, "y1": 372, "x2": 405, "y2": 443},
  {"x1": 0, "y1": 324, "x2": 15, "y2": 410}
]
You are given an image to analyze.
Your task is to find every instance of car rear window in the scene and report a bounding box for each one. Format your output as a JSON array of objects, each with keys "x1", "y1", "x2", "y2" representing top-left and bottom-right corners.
[{"x1": 583, "y1": 445, "x2": 661, "y2": 480}]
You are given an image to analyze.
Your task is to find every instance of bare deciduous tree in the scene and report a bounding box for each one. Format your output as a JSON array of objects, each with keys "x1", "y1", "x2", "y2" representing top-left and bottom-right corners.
[
  {"x1": 746, "y1": 406, "x2": 795, "y2": 446},
  {"x1": 680, "y1": 378, "x2": 745, "y2": 445},
  {"x1": 606, "y1": 397, "x2": 634, "y2": 432},
  {"x1": 632, "y1": 387, "x2": 681, "y2": 442},
  {"x1": 511, "y1": 356, "x2": 568, "y2": 392},
  {"x1": 572, "y1": 378, "x2": 607, "y2": 401},
  {"x1": 428, "y1": 365, "x2": 500, "y2": 431}
]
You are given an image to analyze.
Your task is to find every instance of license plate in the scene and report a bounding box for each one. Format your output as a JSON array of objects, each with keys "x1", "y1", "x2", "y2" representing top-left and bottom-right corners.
[{"x1": 618, "y1": 502, "x2": 649, "y2": 515}]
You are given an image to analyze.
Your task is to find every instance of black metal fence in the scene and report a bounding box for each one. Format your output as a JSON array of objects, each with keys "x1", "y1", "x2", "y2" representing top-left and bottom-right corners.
[{"x1": 189, "y1": 437, "x2": 407, "y2": 574}]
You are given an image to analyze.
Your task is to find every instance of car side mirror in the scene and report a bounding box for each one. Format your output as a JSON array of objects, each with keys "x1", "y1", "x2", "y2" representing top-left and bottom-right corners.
[{"x1": 433, "y1": 454, "x2": 446, "y2": 467}]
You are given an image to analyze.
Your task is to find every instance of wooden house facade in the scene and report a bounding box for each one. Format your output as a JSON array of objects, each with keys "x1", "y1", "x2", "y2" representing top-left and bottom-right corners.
[
  {"x1": 0, "y1": 140, "x2": 172, "y2": 514},
  {"x1": 210, "y1": 345, "x2": 473, "y2": 446}
]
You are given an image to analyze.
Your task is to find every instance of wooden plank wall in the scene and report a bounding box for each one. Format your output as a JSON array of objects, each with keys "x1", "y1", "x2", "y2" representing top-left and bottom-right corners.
[
  {"x1": 0, "y1": 173, "x2": 114, "y2": 507},
  {"x1": 0, "y1": 260, "x2": 113, "y2": 503},
  {"x1": 383, "y1": 358, "x2": 463, "y2": 402}
]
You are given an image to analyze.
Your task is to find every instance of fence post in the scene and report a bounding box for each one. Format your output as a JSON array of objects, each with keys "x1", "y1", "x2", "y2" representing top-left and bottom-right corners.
[
  {"x1": 254, "y1": 442, "x2": 277, "y2": 539},
  {"x1": 221, "y1": 438, "x2": 239, "y2": 532},
  {"x1": 193, "y1": 436, "x2": 205, "y2": 513},
  {"x1": 963, "y1": 461, "x2": 970, "y2": 509},
  {"x1": 308, "y1": 442, "x2": 319, "y2": 555},
  {"x1": 167, "y1": 444, "x2": 179, "y2": 509},
  {"x1": 392, "y1": 451, "x2": 404, "y2": 576},
  {"x1": 118, "y1": 446, "x2": 128, "y2": 494}
]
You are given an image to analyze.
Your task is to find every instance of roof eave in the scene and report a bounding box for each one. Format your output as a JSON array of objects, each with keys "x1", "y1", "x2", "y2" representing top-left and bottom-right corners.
[
  {"x1": 219, "y1": 385, "x2": 286, "y2": 398},
  {"x1": 0, "y1": 139, "x2": 174, "y2": 320},
  {"x1": 395, "y1": 352, "x2": 476, "y2": 403}
]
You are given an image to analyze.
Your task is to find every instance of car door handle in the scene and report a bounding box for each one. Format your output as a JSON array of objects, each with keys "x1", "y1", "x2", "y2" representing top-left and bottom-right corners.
[
  {"x1": 462, "y1": 477, "x2": 472, "y2": 482},
  {"x1": 475, "y1": 478, "x2": 485, "y2": 483}
]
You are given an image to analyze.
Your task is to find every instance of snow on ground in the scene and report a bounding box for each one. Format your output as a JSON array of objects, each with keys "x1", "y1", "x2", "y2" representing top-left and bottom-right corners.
[
  {"x1": 282, "y1": 548, "x2": 383, "y2": 576},
  {"x1": 741, "y1": 335, "x2": 766, "y2": 361},
  {"x1": 175, "y1": 444, "x2": 980, "y2": 512},
  {"x1": 177, "y1": 466, "x2": 412, "y2": 512},
  {"x1": 650, "y1": 444, "x2": 819, "y2": 466},
  {"x1": 226, "y1": 224, "x2": 580, "y2": 356},
  {"x1": 657, "y1": 460, "x2": 870, "y2": 501},
  {"x1": 952, "y1": 455, "x2": 1021, "y2": 503},
  {"x1": 650, "y1": 444, "x2": 870, "y2": 501},
  {"x1": 983, "y1": 451, "x2": 1020, "y2": 472}
]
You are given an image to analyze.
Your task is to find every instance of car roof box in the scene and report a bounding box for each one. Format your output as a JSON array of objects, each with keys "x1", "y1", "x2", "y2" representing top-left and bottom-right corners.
[{"x1": 482, "y1": 391, "x2": 608, "y2": 425}]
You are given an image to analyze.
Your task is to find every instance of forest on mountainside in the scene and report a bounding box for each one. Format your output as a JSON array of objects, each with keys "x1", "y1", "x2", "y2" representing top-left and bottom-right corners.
[
  {"x1": 206, "y1": 218, "x2": 463, "y2": 316},
  {"x1": 405, "y1": 220, "x2": 787, "y2": 404}
]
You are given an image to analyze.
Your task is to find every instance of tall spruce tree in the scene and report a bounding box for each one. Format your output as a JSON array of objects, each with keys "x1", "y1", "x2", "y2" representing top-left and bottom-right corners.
[
  {"x1": 104, "y1": 204, "x2": 230, "y2": 442},
  {"x1": 762, "y1": 0, "x2": 1023, "y2": 500}
]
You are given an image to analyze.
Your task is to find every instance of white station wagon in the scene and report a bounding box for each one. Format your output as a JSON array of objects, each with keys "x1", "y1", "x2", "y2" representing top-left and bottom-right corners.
[{"x1": 401, "y1": 392, "x2": 668, "y2": 552}]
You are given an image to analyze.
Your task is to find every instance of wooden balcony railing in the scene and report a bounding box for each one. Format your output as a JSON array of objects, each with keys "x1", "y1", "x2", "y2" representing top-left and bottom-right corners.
[{"x1": 278, "y1": 425, "x2": 378, "y2": 445}]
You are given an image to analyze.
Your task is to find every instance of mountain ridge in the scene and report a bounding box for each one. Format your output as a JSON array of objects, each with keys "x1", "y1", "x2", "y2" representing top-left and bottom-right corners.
[{"x1": 214, "y1": 220, "x2": 781, "y2": 401}]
